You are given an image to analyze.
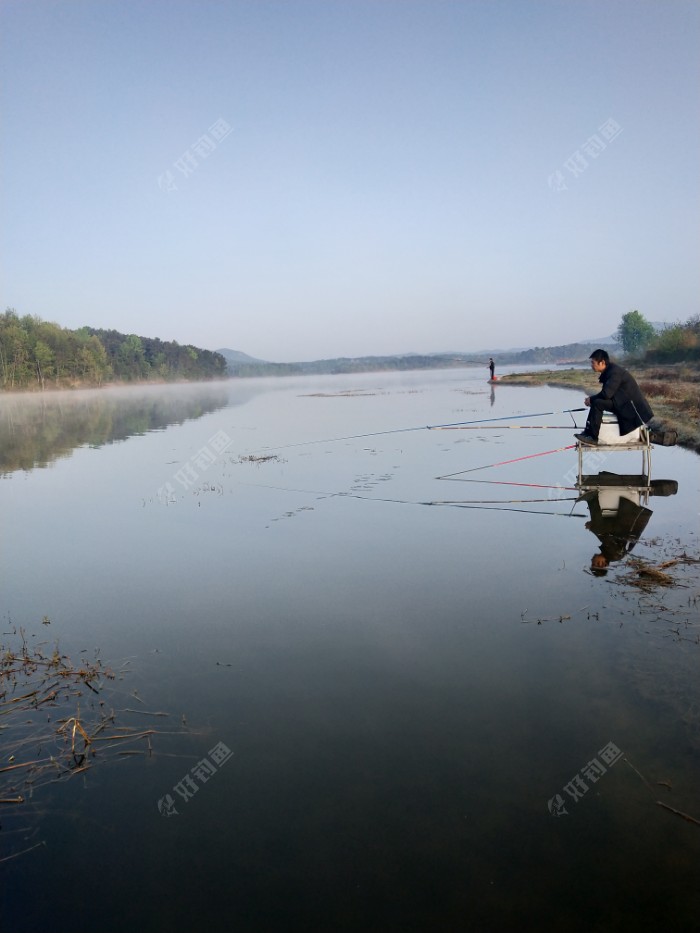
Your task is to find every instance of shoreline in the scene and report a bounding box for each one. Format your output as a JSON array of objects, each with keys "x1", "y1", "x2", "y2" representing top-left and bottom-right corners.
[{"x1": 498, "y1": 363, "x2": 700, "y2": 455}]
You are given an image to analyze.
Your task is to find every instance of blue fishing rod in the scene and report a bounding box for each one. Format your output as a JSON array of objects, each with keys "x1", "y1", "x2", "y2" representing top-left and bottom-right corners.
[
  {"x1": 250, "y1": 408, "x2": 586, "y2": 454},
  {"x1": 426, "y1": 409, "x2": 585, "y2": 429}
]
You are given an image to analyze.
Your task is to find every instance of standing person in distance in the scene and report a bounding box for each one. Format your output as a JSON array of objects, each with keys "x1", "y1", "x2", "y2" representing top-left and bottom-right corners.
[
  {"x1": 488, "y1": 357, "x2": 495, "y2": 381},
  {"x1": 575, "y1": 349, "x2": 653, "y2": 445}
]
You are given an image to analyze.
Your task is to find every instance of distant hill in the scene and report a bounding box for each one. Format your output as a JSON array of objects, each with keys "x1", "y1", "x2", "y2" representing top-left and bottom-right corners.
[
  {"x1": 217, "y1": 327, "x2": 697, "y2": 377},
  {"x1": 580, "y1": 334, "x2": 618, "y2": 346},
  {"x1": 494, "y1": 341, "x2": 621, "y2": 366},
  {"x1": 216, "y1": 348, "x2": 267, "y2": 365},
  {"x1": 217, "y1": 339, "x2": 624, "y2": 378}
]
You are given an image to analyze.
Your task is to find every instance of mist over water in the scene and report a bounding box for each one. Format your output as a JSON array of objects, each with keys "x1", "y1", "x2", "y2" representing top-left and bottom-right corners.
[{"x1": 2, "y1": 369, "x2": 699, "y2": 932}]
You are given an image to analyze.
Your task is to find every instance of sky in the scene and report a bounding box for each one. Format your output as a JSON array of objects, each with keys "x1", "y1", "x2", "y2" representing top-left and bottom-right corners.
[{"x1": 2, "y1": 0, "x2": 699, "y2": 361}]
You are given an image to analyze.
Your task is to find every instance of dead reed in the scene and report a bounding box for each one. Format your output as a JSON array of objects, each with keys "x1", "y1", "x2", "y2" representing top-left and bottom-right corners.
[
  {"x1": 617, "y1": 555, "x2": 700, "y2": 591},
  {"x1": 1, "y1": 625, "x2": 192, "y2": 863}
]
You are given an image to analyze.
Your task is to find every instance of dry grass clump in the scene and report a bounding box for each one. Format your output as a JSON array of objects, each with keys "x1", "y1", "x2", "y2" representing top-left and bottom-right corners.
[
  {"x1": 1, "y1": 625, "x2": 188, "y2": 863},
  {"x1": 618, "y1": 555, "x2": 700, "y2": 591},
  {"x1": 1, "y1": 629, "x2": 148, "y2": 801}
]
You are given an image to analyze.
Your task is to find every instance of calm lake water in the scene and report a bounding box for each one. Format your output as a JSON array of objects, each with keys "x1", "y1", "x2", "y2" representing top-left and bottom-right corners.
[{"x1": 2, "y1": 369, "x2": 699, "y2": 932}]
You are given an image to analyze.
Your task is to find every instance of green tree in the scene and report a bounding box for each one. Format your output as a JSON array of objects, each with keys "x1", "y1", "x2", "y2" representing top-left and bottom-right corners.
[
  {"x1": 117, "y1": 334, "x2": 149, "y2": 380},
  {"x1": 616, "y1": 310, "x2": 656, "y2": 355},
  {"x1": 34, "y1": 339, "x2": 55, "y2": 389}
]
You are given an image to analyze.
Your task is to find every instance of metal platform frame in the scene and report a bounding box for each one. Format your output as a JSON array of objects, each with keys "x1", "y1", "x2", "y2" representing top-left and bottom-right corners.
[
  {"x1": 576, "y1": 426, "x2": 652, "y2": 485},
  {"x1": 576, "y1": 472, "x2": 653, "y2": 505}
]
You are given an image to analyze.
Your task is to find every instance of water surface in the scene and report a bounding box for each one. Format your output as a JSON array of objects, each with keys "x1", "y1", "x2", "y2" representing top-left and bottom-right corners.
[{"x1": 2, "y1": 369, "x2": 699, "y2": 932}]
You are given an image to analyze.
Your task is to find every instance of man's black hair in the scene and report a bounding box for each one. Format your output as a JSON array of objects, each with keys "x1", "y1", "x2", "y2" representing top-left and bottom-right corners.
[{"x1": 589, "y1": 348, "x2": 610, "y2": 364}]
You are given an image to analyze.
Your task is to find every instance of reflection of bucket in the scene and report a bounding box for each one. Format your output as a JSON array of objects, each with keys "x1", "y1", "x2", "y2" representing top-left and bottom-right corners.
[
  {"x1": 599, "y1": 412, "x2": 641, "y2": 445},
  {"x1": 599, "y1": 488, "x2": 641, "y2": 513}
]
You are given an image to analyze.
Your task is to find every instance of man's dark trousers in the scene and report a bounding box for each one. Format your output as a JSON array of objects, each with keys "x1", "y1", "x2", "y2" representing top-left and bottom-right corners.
[{"x1": 585, "y1": 397, "x2": 616, "y2": 439}]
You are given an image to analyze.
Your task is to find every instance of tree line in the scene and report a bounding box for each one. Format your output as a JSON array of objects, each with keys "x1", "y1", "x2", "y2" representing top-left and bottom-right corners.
[
  {"x1": 0, "y1": 310, "x2": 226, "y2": 390},
  {"x1": 225, "y1": 352, "x2": 480, "y2": 378}
]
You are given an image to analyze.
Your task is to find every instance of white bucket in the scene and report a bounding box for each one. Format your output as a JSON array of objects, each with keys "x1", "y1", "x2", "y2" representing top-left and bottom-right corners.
[{"x1": 598, "y1": 412, "x2": 641, "y2": 445}]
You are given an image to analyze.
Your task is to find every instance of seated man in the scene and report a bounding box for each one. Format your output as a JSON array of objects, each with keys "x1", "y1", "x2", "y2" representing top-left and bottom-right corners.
[{"x1": 575, "y1": 349, "x2": 654, "y2": 445}]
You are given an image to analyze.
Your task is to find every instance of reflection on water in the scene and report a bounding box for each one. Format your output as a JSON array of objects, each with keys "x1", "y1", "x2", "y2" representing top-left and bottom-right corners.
[
  {"x1": 1, "y1": 372, "x2": 699, "y2": 932},
  {"x1": 577, "y1": 473, "x2": 679, "y2": 575},
  {"x1": 0, "y1": 383, "x2": 230, "y2": 475}
]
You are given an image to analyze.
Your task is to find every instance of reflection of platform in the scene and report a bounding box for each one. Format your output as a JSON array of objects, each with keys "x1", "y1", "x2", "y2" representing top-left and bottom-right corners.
[
  {"x1": 577, "y1": 424, "x2": 652, "y2": 482},
  {"x1": 577, "y1": 473, "x2": 677, "y2": 573},
  {"x1": 579, "y1": 472, "x2": 651, "y2": 491},
  {"x1": 577, "y1": 472, "x2": 678, "y2": 507}
]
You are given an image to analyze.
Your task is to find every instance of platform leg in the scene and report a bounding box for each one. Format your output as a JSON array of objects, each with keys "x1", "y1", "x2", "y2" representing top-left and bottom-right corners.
[{"x1": 577, "y1": 442, "x2": 583, "y2": 484}]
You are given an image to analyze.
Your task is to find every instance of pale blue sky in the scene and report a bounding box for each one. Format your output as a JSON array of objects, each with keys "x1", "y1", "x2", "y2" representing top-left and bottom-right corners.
[{"x1": 2, "y1": 0, "x2": 698, "y2": 360}]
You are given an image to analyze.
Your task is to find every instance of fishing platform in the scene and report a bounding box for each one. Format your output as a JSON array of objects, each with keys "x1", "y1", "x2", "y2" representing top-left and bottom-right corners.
[{"x1": 576, "y1": 412, "x2": 652, "y2": 484}]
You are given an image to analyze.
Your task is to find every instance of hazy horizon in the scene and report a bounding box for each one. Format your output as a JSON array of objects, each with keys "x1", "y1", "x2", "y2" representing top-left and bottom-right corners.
[
  {"x1": 216, "y1": 329, "x2": 623, "y2": 362},
  {"x1": 2, "y1": 1, "x2": 698, "y2": 362}
]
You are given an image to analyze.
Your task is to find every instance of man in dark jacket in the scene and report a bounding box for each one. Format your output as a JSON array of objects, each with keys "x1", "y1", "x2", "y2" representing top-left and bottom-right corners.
[{"x1": 574, "y1": 349, "x2": 654, "y2": 445}]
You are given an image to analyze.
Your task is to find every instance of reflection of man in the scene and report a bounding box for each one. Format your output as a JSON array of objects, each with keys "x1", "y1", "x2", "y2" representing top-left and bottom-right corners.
[
  {"x1": 581, "y1": 489, "x2": 653, "y2": 576},
  {"x1": 575, "y1": 349, "x2": 653, "y2": 445}
]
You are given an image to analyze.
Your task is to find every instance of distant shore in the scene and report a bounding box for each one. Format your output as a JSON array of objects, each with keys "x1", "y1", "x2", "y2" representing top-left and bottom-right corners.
[{"x1": 498, "y1": 363, "x2": 700, "y2": 454}]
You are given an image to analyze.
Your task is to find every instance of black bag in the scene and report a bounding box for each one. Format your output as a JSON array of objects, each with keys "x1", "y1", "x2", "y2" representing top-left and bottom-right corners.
[
  {"x1": 650, "y1": 429, "x2": 677, "y2": 447},
  {"x1": 650, "y1": 479, "x2": 679, "y2": 496}
]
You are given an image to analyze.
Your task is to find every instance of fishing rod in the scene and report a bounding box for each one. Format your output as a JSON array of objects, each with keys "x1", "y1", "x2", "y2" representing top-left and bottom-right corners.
[
  {"x1": 436, "y1": 444, "x2": 577, "y2": 479},
  {"x1": 433, "y1": 504, "x2": 586, "y2": 518},
  {"x1": 249, "y1": 409, "x2": 586, "y2": 454},
  {"x1": 429, "y1": 424, "x2": 575, "y2": 431},
  {"x1": 426, "y1": 496, "x2": 580, "y2": 505},
  {"x1": 426, "y1": 409, "x2": 585, "y2": 429},
  {"x1": 434, "y1": 478, "x2": 579, "y2": 490}
]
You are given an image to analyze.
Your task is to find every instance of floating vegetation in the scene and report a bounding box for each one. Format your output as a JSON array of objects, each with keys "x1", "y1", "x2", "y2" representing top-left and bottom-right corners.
[
  {"x1": 234, "y1": 454, "x2": 284, "y2": 466},
  {"x1": 519, "y1": 538, "x2": 699, "y2": 637},
  {"x1": 617, "y1": 554, "x2": 700, "y2": 591},
  {"x1": 656, "y1": 801, "x2": 700, "y2": 826},
  {"x1": 625, "y1": 759, "x2": 700, "y2": 829},
  {"x1": 269, "y1": 504, "x2": 315, "y2": 523},
  {"x1": 194, "y1": 481, "x2": 224, "y2": 496},
  {"x1": 0, "y1": 625, "x2": 191, "y2": 863},
  {"x1": 299, "y1": 390, "x2": 383, "y2": 398}
]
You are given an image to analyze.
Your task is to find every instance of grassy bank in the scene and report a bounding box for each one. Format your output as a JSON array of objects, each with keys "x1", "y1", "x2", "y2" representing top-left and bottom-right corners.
[{"x1": 498, "y1": 363, "x2": 700, "y2": 454}]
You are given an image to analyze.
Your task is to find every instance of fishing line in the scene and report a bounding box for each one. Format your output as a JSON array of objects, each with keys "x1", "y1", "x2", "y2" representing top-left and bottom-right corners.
[
  {"x1": 436, "y1": 444, "x2": 577, "y2": 479},
  {"x1": 239, "y1": 482, "x2": 587, "y2": 518},
  {"x1": 245, "y1": 409, "x2": 587, "y2": 454}
]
